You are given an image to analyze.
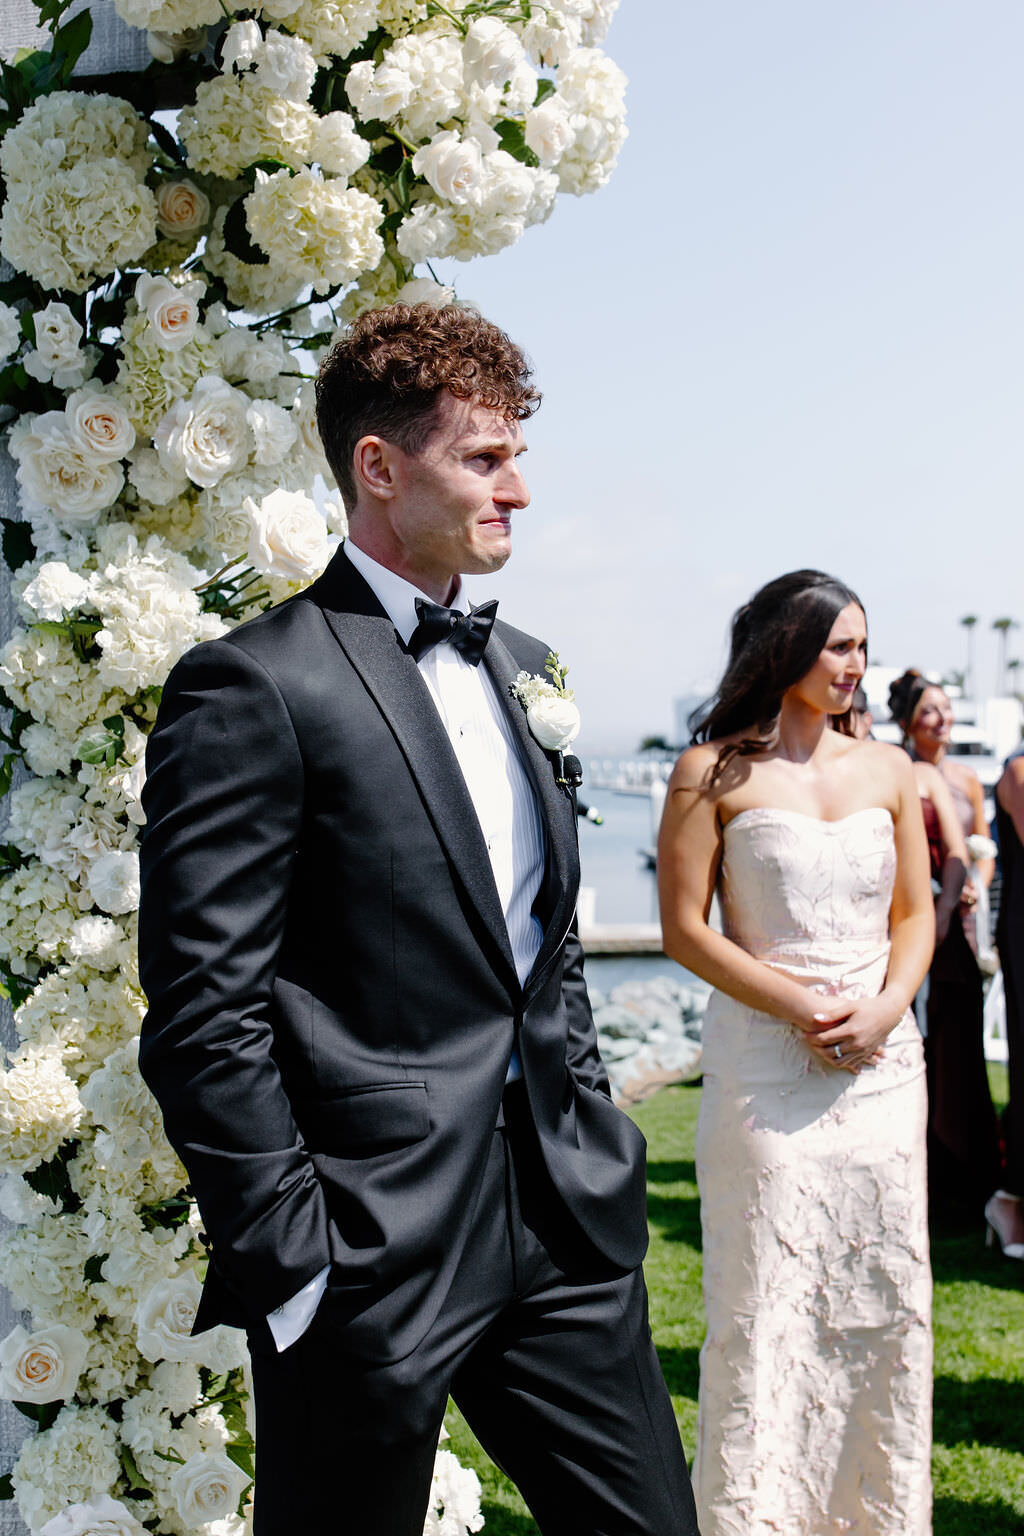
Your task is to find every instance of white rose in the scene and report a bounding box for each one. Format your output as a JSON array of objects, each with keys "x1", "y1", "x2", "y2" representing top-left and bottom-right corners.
[
  {"x1": 170, "y1": 1451, "x2": 251, "y2": 1526},
  {"x1": 39, "y1": 1495, "x2": 147, "y2": 1536},
  {"x1": 9, "y1": 412, "x2": 123, "y2": 525},
  {"x1": 525, "y1": 97, "x2": 577, "y2": 167},
  {"x1": 463, "y1": 17, "x2": 527, "y2": 89},
  {"x1": 220, "y1": 18, "x2": 262, "y2": 74},
  {"x1": 21, "y1": 561, "x2": 93, "y2": 621},
  {"x1": 87, "y1": 849, "x2": 141, "y2": 916},
  {"x1": 155, "y1": 376, "x2": 251, "y2": 489},
  {"x1": 0, "y1": 1324, "x2": 88, "y2": 1404},
  {"x1": 395, "y1": 203, "x2": 457, "y2": 264},
  {"x1": 0, "y1": 300, "x2": 21, "y2": 364},
  {"x1": 527, "y1": 695, "x2": 581, "y2": 751},
  {"x1": 65, "y1": 389, "x2": 136, "y2": 463},
  {"x1": 412, "y1": 132, "x2": 484, "y2": 207},
  {"x1": 244, "y1": 488, "x2": 331, "y2": 580},
  {"x1": 394, "y1": 277, "x2": 455, "y2": 308},
  {"x1": 135, "y1": 274, "x2": 202, "y2": 353},
  {"x1": 135, "y1": 1271, "x2": 205, "y2": 1363},
  {"x1": 25, "y1": 301, "x2": 92, "y2": 388},
  {"x1": 246, "y1": 399, "x2": 298, "y2": 466},
  {"x1": 155, "y1": 178, "x2": 210, "y2": 239}
]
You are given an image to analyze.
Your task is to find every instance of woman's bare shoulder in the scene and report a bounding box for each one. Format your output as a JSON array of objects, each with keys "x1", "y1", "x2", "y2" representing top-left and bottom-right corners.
[{"x1": 668, "y1": 741, "x2": 721, "y2": 793}]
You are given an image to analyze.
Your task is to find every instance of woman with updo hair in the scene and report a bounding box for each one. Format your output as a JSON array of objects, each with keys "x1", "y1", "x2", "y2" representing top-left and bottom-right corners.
[
  {"x1": 659, "y1": 570, "x2": 934, "y2": 1534},
  {"x1": 889, "y1": 669, "x2": 1001, "y2": 1227}
]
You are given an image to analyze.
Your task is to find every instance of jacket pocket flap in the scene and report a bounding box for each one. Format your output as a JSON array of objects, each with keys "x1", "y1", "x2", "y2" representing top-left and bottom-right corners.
[{"x1": 305, "y1": 1081, "x2": 429, "y2": 1153}]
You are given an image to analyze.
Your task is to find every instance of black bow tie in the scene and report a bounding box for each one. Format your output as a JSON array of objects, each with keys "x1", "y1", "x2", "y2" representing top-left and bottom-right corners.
[{"x1": 409, "y1": 598, "x2": 498, "y2": 666}]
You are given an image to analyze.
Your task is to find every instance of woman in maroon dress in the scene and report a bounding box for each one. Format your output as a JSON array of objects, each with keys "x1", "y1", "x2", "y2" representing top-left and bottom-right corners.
[{"x1": 889, "y1": 671, "x2": 1001, "y2": 1219}]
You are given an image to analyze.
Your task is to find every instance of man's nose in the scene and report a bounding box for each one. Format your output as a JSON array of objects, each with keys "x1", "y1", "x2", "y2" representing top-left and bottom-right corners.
[{"x1": 497, "y1": 461, "x2": 530, "y2": 509}]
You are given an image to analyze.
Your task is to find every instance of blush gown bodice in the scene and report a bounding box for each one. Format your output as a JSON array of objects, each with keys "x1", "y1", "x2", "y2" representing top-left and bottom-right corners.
[{"x1": 695, "y1": 807, "x2": 932, "y2": 1535}]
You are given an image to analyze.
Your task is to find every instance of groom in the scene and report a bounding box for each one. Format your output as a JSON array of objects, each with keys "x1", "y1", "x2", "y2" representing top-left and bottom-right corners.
[{"x1": 138, "y1": 303, "x2": 698, "y2": 1534}]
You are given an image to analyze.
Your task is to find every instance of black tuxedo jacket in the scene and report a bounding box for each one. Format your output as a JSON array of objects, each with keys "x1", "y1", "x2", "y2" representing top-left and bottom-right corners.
[{"x1": 138, "y1": 548, "x2": 648, "y2": 1363}]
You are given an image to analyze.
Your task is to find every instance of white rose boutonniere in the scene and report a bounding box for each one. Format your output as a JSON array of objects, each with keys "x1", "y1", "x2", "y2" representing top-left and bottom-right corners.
[{"x1": 511, "y1": 651, "x2": 583, "y2": 785}]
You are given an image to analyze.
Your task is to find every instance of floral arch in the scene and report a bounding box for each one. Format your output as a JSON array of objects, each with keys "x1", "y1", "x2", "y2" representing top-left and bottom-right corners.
[{"x1": 0, "y1": 2, "x2": 627, "y2": 1531}]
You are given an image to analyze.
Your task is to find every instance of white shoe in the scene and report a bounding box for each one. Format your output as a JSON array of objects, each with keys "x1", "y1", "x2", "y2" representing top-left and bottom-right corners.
[{"x1": 984, "y1": 1192, "x2": 1024, "y2": 1260}]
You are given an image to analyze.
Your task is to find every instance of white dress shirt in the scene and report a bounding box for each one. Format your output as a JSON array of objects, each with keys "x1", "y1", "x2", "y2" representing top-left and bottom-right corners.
[{"x1": 268, "y1": 541, "x2": 546, "y2": 1349}]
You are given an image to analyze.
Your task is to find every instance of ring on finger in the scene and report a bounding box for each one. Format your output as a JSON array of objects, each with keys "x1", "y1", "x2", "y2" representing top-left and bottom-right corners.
[{"x1": 832, "y1": 1044, "x2": 843, "y2": 1062}]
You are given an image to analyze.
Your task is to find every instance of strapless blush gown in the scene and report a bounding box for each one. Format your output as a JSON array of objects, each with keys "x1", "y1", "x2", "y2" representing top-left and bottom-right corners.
[{"x1": 695, "y1": 808, "x2": 932, "y2": 1535}]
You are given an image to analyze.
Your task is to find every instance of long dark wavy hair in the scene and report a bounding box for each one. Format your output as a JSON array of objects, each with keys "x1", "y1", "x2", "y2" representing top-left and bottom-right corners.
[{"x1": 691, "y1": 569, "x2": 865, "y2": 785}]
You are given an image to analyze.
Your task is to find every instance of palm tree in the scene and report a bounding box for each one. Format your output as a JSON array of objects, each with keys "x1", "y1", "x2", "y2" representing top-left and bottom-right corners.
[
  {"x1": 992, "y1": 617, "x2": 1019, "y2": 694},
  {"x1": 1008, "y1": 658, "x2": 1021, "y2": 700},
  {"x1": 960, "y1": 614, "x2": 978, "y2": 698}
]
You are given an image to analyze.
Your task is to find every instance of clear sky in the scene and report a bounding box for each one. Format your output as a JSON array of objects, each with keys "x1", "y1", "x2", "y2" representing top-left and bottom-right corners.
[{"x1": 440, "y1": 0, "x2": 1023, "y2": 754}]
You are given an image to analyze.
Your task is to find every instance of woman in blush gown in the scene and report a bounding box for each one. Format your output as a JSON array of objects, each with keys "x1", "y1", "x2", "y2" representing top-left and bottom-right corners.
[{"x1": 658, "y1": 571, "x2": 935, "y2": 1536}]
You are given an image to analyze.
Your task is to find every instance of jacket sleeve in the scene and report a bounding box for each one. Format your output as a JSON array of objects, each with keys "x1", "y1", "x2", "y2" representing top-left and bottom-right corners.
[
  {"x1": 138, "y1": 637, "x2": 331, "y2": 1318},
  {"x1": 561, "y1": 919, "x2": 612, "y2": 1098}
]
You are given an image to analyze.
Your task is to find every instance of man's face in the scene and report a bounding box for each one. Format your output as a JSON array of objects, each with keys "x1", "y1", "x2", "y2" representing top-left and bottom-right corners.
[{"x1": 383, "y1": 393, "x2": 529, "y2": 600}]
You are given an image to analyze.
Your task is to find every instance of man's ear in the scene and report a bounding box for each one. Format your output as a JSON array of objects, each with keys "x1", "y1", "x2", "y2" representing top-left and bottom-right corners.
[{"x1": 353, "y1": 435, "x2": 398, "y2": 502}]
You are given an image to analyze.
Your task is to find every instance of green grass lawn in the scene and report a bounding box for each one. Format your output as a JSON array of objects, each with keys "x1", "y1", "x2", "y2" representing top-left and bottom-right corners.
[{"x1": 447, "y1": 1071, "x2": 1024, "y2": 1533}]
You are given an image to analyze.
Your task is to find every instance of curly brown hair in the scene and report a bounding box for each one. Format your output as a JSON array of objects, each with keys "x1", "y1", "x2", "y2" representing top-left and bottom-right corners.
[{"x1": 315, "y1": 303, "x2": 541, "y2": 509}]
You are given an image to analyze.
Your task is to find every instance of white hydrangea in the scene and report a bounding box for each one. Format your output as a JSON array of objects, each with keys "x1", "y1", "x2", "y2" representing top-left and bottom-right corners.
[
  {"x1": 0, "y1": 92, "x2": 151, "y2": 186},
  {"x1": 0, "y1": 1172, "x2": 60, "y2": 1228},
  {"x1": 244, "y1": 168, "x2": 385, "y2": 294},
  {"x1": 148, "y1": 1360, "x2": 203, "y2": 1415},
  {"x1": 180, "y1": 74, "x2": 317, "y2": 177},
  {"x1": 551, "y1": 48, "x2": 629, "y2": 195},
  {"x1": 424, "y1": 1446, "x2": 485, "y2": 1536},
  {"x1": 0, "y1": 1041, "x2": 84, "y2": 1174},
  {"x1": 86, "y1": 850, "x2": 141, "y2": 917},
  {"x1": 216, "y1": 325, "x2": 290, "y2": 388},
  {"x1": 116, "y1": 303, "x2": 219, "y2": 438},
  {"x1": 0, "y1": 160, "x2": 157, "y2": 296},
  {"x1": 246, "y1": 398, "x2": 298, "y2": 466},
  {"x1": 0, "y1": 1210, "x2": 97, "y2": 1330},
  {"x1": 78, "y1": 1196, "x2": 193, "y2": 1321},
  {"x1": 450, "y1": 152, "x2": 558, "y2": 260},
  {"x1": 11, "y1": 1404, "x2": 121, "y2": 1532},
  {"x1": 0, "y1": 626, "x2": 126, "y2": 769},
  {"x1": 16, "y1": 965, "x2": 144, "y2": 1075},
  {"x1": 202, "y1": 205, "x2": 306, "y2": 315},
  {"x1": 0, "y1": 860, "x2": 87, "y2": 971},
  {"x1": 396, "y1": 200, "x2": 458, "y2": 263},
  {"x1": 79, "y1": 1040, "x2": 188, "y2": 1201},
  {"x1": 126, "y1": 448, "x2": 190, "y2": 505},
  {"x1": 309, "y1": 110, "x2": 372, "y2": 178},
  {"x1": 347, "y1": 29, "x2": 464, "y2": 140},
  {"x1": 260, "y1": 0, "x2": 381, "y2": 64}
]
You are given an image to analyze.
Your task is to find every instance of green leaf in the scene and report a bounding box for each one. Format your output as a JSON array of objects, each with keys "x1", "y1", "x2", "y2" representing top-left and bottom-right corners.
[
  {"x1": 0, "y1": 843, "x2": 26, "y2": 874},
  {"x1": 32, "y1": 0, "x2": 77, "y2": 31},
  {"x1": 1, "y1": 517, "x2": 36, "y2": 572},
  {"x1": 221, "y1": 197, "x2": 269, "y2": 267},
  {"x1": 494, "y1": 118, "x2": 539, "y2": 169},
  {"x1": 0, "y1": 971, "x2": 37, "y2": 1008},
  {"x1": 83, "y1": 1253, "x2": 107, "y2": 1284},
  {"x1": 51, "y1": 7, "x2": 93, "y2": 82},
  {"x1": 0, "y1": 754, "x2": 18, "y2": 799},
  {"x1": 32, "y1": 616, "x2": 102, "y2": 664},
  {"x1": 534, "y1": 76, "x2": 557, "y2": 107},
  {"x1": 0, "y1": 1472, "x2": 13, "y2": 1499},
  {"x1": 119, "y1": 1445, "x2": 153, "y2": 1494},
  {"x1": 140, "y1": 1194, "x2": 192, "y2": 1232},
  {"x1": 23, "y1": 1140, "x2": 83, "y2": 1213},
  {"x1": 149, "y1": 119, "x2": 185, "y2": 167},
  {"x1": 13, "y1": 1401, "x2": 61, "y2": 1430},
  {"x1": 225, "y1": 1440, "x2": 255, "y2": 1480}
]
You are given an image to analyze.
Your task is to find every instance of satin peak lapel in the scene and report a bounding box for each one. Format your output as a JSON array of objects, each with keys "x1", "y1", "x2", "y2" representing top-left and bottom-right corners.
[
  {"x1": 316, "y1": 562, "x2": 519, "y2": 991},
  {"x1": 482, "y1": 632, "x2": 580, "y2": 990}
]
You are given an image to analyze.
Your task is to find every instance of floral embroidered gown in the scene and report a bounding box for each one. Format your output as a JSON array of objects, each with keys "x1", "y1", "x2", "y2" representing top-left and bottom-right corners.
[{"x1": 695, "y1": 808, "x2": 932, "y2": 1535}]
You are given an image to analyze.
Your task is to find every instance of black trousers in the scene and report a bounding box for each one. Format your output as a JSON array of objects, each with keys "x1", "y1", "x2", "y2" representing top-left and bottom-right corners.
[{"x1": 248, "y1": 1087, "x2": 699, "y2": 1534}]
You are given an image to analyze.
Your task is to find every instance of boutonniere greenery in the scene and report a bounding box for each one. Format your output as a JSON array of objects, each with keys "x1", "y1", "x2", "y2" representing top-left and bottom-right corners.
[{"x1": 510, "y1": 652, "x2": 583, "y2": 786}]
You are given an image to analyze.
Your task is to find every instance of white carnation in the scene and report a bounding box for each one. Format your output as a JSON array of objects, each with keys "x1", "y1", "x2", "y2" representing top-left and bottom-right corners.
[
  {"x1": 87, "y1": 850, "x2": 141, "y2": 916},
  {"x1": 0, "y1": 1324, "x2": 88, "y2": 1405},
  {"x1": 21, "y1": 562, "x2": 94, "y2": 622},
  {"x1": 170, "y1": 1451, "x2": 251, "y2": 1526},
  {"x1": 244, "y1": 487, "x2": 331, "y2": 579},
  {"x1": 67, "y1": 916, "x2": 123, "y2": 967}
]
